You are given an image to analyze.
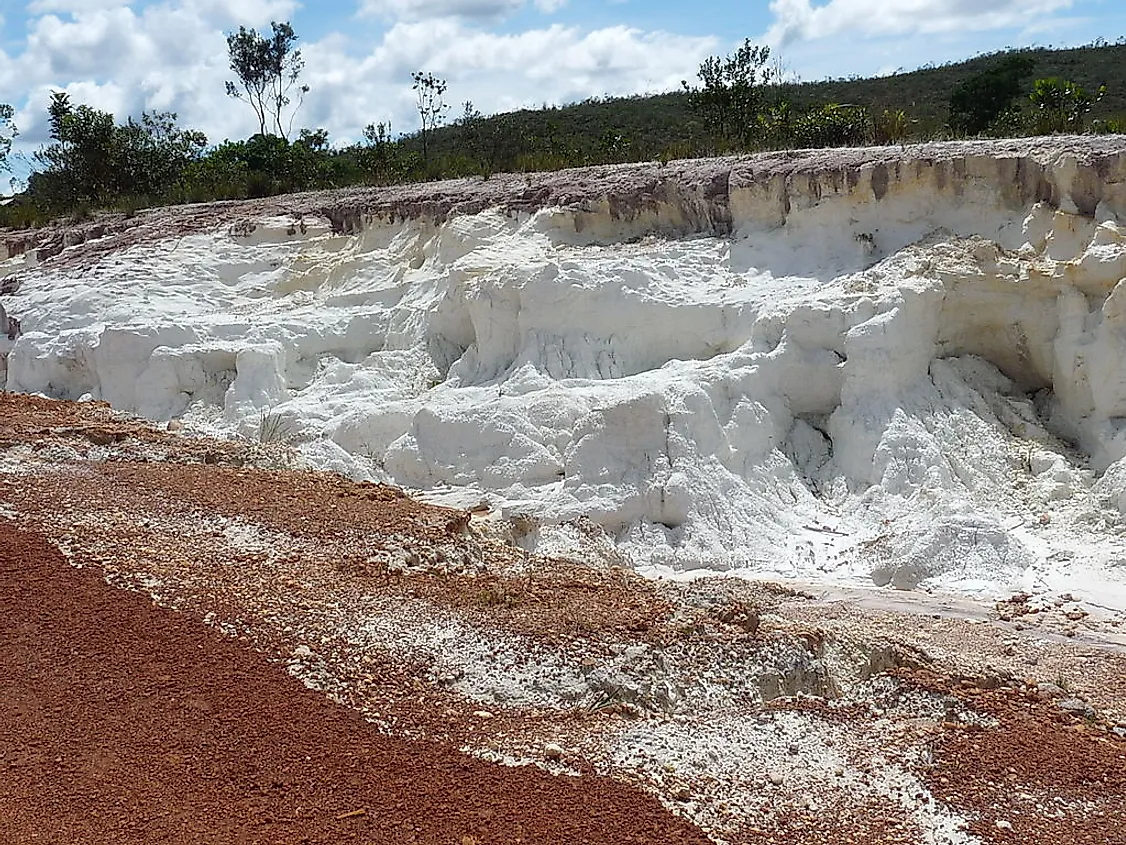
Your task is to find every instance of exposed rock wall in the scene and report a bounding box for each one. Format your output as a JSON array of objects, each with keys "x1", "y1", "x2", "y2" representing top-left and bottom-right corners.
[{"x1": 5, "y1": 137, "x2": 1126, "y2": 599}]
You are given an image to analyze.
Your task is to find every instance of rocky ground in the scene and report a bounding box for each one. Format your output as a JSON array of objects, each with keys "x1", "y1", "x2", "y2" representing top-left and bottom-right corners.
[{"x1": 1, "y1": 392, "x2": 1125, "y2": 844}]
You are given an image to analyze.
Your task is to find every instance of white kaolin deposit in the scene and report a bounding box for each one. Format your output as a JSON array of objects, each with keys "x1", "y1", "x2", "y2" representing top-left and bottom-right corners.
[{"x1": 6, "y1": 138, "x2": 1126, "y2": 606}]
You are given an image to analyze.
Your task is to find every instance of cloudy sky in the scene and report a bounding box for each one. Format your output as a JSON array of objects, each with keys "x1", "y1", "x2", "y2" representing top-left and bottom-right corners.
[{"x1": 1, "y1": 0, "x2": 1123, "y2": 168}]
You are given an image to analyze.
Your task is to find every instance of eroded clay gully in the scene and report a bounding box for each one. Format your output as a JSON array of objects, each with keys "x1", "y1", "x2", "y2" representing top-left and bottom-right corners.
[{"x1": 2, "y1": 393, "x2": 1126, "y2": 844}]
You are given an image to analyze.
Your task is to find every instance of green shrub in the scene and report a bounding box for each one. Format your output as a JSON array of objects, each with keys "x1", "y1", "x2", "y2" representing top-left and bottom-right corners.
[
  {"x1": 1028, "y1": 77, "x2": 1105, "y2": 134},
  {"x1": 789, "y1": 104, "x2": 871, "y2": 148},
  {"x1": 874, "y1": 109, "x2": 911, "y2": 144}
]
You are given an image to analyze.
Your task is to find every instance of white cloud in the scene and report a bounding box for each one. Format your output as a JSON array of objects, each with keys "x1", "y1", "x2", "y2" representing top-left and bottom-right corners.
[
  {"x1": 24, "y1": 9, "x2": 151, "y2": 79},
  {"x1": 766, "y1": 0, "x2": 1077, "y2": 45},
  {"x1": 357, "y1": 0, "x2": 525, "y2": 22},
  {"x1": 26, "y1": 0, "x2": 134, "y2": 13},
  {"x1": 357, "y1": 0, "x2": 566, "y2": 22},
  {"x1": 305, "y1": 20, "x2": 715, "y2": 141},
  {"x1": 177, "y1": 0, "x2": 301, "y2": 27}
]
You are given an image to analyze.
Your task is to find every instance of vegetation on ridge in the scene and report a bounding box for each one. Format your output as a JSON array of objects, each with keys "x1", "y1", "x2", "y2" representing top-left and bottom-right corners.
[{"x1": 2, "y1": 27, "x2": 1125, "y2": 230}]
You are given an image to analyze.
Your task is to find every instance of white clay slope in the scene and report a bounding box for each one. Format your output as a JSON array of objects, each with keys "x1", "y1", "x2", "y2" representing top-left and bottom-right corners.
[{"x1": 6, "y1": 139, "x2": 1126, "y2": 607}]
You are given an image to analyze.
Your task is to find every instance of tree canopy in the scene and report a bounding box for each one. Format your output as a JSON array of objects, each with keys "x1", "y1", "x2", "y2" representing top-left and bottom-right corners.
[
  {"x1": 683, "y1": 39, "x2": 776, "y2": 149},
  {"x1": 27, "y1": 91, "x2": 205, "y2": 209},
  {"x1": 225, "y1": 21, "x2": 308, "y2": 139},
  {"x1": 948, "y1": 55, "x2": 1036, "y2": 136},
  {"x1": 0, "y1": 104, "x2": 16, "y2": 175},
  {"x1": 412, "y1": 71, "x2": 449, "y2": 169}
]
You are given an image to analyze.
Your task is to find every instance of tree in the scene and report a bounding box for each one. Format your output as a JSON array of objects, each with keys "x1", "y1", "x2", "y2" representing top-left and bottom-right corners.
[
  {"x1": 947, "y1": 55, "x2": 1035, "y2": 136},
  {"x1": 180, "y1": 132, "x2": 336, "y2": 200},
  {"x1": 226, "y1": 21, "x2": 309, "y2": 139},
  {"x1": 412, "y1": 71, "x2": 448, "y2": 169},
  {"x1": 116, "y1": 111, "x2": 207, "y2": 197},
  {"x1": 455, "y1": 100, "x2": 482, "y2": 128},
  {"x1": 1028, "y1": 77, "x2": 1105, "y2": 134},
  {"x1": 29, "y1": 92, "x2": 206, "y2": 209},
  {"x1": 682, "y1": 39, "x2": 776, "y2": 149},
  {"x1": 0, "y1": 104, "x2": 17, "y2": 174},
  {"x1": 296, "y1": 127, "x2": 330, "y2": 152},
  {"x1": 34, "y1": 92, "x2": 118, "y2": 206},
  {"x1": 360, "y1": 121, "x2": 417, "y2": 185}
]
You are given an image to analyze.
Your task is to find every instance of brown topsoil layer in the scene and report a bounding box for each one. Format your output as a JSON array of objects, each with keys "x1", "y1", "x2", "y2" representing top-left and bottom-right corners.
[{"x1": 0, "y1": 522, "x2": 710, "y2": 845}]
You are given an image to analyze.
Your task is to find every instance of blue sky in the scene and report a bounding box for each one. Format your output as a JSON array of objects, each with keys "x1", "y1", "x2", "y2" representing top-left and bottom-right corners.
[{"x1": 1, "y1": 0, "x2": 1125, "y2": 179}]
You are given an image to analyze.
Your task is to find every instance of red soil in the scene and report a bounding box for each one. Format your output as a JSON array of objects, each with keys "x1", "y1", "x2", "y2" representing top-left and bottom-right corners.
[{"x1": 0, "y1": 522, "x2": 710, "y2": 845}]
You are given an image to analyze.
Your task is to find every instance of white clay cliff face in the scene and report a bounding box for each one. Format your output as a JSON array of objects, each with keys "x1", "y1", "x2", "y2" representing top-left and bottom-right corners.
[{"x1": 5, "y1": 139, "x2": 1126, "y2": 605}]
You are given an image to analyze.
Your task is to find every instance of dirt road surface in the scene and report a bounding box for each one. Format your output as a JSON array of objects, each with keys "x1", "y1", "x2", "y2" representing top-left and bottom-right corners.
[{"x1": 0, "y1": 522, "x2": 710, "y2": 845}]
